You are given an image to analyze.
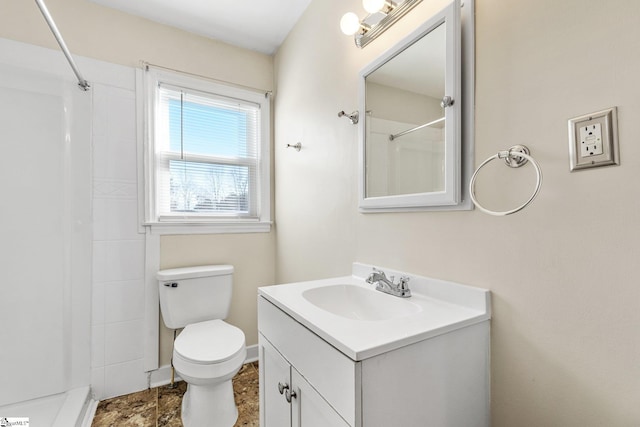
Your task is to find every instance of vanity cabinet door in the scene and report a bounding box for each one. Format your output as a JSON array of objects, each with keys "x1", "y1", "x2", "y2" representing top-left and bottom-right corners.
[
  {"x1": 260, "y1": 335, "x2": 292, "y2": 427},
  {"x1": 260, "y1": 333, "x2": 352, "y2": 427},
  {"x1": 291, "y1": 368, "x2": 350, "y2": 427},
  {"x1": 258, "y1": 296, "x2": 359, "y2": 425}
]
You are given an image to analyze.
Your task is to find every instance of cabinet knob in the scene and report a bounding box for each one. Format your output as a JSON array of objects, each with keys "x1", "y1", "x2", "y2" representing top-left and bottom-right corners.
[
  {"x1": 285, "y1": 389, "x2": 297, "y2": 403},
  {"x1": 278, "y1": 382, "x2": 289, "y2": 395}
]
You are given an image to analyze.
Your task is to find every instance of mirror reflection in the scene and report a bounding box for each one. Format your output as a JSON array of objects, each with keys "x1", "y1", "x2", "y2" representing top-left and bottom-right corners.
[{"x1": 364, "y1": 22, "x2": 446, "y2": 198}]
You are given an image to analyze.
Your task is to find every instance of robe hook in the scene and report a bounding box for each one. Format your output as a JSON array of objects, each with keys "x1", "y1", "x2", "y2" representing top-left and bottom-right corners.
[
  {"x1": 286, "y1": 142, "x2": 302, "y2": 151},
  {"x1": 338, "y1": 110, "x2": 359, "y2": 124}
]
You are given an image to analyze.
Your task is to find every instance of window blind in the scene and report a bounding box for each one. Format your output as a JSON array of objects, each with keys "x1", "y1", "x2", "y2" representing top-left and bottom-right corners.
[{"x1": 155, "y1": 84, "x2": 261, "y2": 219}]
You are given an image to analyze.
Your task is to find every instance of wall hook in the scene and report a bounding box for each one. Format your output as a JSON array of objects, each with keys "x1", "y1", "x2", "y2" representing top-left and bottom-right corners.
[
  {"x1": 286, "y1": 142, "x2": 302, "y2": 151},
  {"x1": 338, "y1": 110, "x2": 359, "y2": 124}
]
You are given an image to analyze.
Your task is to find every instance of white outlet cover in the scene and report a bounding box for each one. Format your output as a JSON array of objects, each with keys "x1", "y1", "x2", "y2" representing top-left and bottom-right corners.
[
  {"x1": 579, "y1": 123, "x2": 603, "y2": 157},
  {"x1": 568, "y1": 107, "x2": 619, "y2": 171}
]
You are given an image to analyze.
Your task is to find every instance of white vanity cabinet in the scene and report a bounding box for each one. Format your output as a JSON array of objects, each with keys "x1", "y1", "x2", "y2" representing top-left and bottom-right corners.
[
  {"x1": 259, "y1": 296, "x2": 356, "y2": 427},
  {"x1": 260, "y1": 336, "x2": 350, "y2": 427},
  {"x1": 258, "y1": 290, "x2": 491, "y2": 427}
]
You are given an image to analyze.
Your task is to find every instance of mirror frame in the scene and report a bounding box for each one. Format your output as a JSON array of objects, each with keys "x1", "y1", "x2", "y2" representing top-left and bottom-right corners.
[{"x1": 358, "y1": 0, "x2": 474, "y2": 212}]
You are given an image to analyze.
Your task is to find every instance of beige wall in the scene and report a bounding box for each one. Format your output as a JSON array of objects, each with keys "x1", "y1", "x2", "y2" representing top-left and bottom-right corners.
[
  {"x1": 0, "y1": 0, "x2": 275, "y2": 366},
  {"x1": 275, "y1": 0, "x2": 640, "y2": 425}
]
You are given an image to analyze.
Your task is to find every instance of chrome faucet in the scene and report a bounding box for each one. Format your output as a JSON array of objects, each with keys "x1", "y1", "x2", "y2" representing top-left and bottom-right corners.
[{"x1": 366, "y1": 268, "x2": 411, "y2": 298}]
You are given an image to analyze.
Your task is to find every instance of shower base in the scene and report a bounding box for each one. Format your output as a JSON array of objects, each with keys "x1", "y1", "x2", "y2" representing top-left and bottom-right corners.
[{"x1": 0, "y1": 386, "x2": 95, "y2": 427}]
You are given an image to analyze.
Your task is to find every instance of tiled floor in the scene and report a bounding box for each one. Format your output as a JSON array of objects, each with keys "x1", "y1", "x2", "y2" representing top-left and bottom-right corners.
[{"x1": 91, "y1": 362, "x2": 259, "y2": 427}]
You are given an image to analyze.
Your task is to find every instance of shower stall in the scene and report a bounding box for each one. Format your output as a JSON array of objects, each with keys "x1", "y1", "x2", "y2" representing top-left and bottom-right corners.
[{"x1": 0, "y1": 58, "x2": 93, "y2": 425}]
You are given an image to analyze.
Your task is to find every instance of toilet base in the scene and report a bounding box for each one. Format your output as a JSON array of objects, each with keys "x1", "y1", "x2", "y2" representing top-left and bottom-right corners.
[{"x1": 181, "y1": 380, "x2": 238, "y2": 427}]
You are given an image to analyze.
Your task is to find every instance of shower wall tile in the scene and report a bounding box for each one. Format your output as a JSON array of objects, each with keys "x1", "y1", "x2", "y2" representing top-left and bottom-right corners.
[
  {"x1": 92, "y1": 241, "x2": 109, "y2": 284},
  {"x1": 92, "y1": 80, "x2": 148, "y2": 401},
  {"x1": 105, "y1": 280, "x2": 145, "y2": 323},
  {"x1": 92, "y1": 88, "x2": 108, "y2": 140},
  {"x1": 92, "y1": 198, "x2": 108, "y2": 242},
  {"x1": 105, "y1": 240, "x2": 145, "y2": 282},
  {"x1": 92, "y1": 324, "x2": 105, "y2": 368},
  {"x1": 93, "y1": 87, "x2": 137, "y2": 182},
  {"x1": 101, "y1": 197, "x2": 144, "y2": 241},
  {"x1": 93, "y1": 198, "x2": 143, "y2": 242},
  {"x1": 107, "y1": 88, "x2": 136, "y2": 145},
  {"x1": 92, "y1": 282, "x2": 105, "y2": 325},
  {"x1": 93, "y1": 179, "x2": 137, "y2": 200},
  {"x1": 91, "y1": 368, "x2": 105, "y2": 401},
  {"x1": 104, "y1": 359, "x2": 148, "y2": 400},
  {"x1": 96, "y1": 149, "x2": 137, "y2": 182},
  {"x1": 91, "y1": 138, "x2": 109, "y2": 181},
  {"x1": 105, "y1": 319, "x2": 144, "y2": 365}
]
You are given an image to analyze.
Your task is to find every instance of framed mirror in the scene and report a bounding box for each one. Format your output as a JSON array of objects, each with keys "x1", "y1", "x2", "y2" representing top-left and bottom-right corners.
[{"x1": 358, "y1": 0, "x2": 474, "y2": 212}]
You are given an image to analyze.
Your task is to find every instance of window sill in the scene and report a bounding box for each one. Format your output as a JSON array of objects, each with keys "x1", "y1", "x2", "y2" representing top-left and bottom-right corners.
[{"x1": 144, "y1": 220, "x2": 272, "y2": 235}]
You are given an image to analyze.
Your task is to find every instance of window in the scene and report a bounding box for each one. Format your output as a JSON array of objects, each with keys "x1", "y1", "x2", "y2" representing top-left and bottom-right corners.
[{"x1": 143, "y1": 67, "x2": 271, "y2": 233}]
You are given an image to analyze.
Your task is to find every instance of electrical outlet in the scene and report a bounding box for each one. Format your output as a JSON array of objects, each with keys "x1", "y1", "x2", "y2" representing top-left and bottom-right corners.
[
  {"x1": 579, "y1": 123, "x2": 603, "y2": 157},
  {"x1": 568, "y1": 107, "x2": 619, "y2": 171}
]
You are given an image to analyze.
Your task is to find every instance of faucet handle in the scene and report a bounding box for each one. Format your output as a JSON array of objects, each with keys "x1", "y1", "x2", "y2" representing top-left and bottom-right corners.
[
  {"x1": 366, "y1": 268, "x2": 379, "y2": 284},
  {"x1": 372, "y1": 267, "x2": 386, "y2": 277},
  {"x1": 398, "y1": 276, "x2": 411, "y2": 289}
]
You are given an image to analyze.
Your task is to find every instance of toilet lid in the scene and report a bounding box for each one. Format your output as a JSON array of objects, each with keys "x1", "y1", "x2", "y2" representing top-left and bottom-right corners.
[{"x1": 174, "y1": 319, "x2": 245, "y2": 365}]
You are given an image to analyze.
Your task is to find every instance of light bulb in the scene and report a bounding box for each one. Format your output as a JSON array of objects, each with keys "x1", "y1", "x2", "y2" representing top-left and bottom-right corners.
[
  {"x1": 362, "y1": 0, "x2": 386, "y2": 14},
  {"x1": 340, "y1": 12, "x2": 361, "y2": 36}
]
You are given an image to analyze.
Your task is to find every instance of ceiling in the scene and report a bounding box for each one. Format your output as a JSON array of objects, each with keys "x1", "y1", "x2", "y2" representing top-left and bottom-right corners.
[{"x1": 88, "y1": 0, "x2": 312, "y2": 55}]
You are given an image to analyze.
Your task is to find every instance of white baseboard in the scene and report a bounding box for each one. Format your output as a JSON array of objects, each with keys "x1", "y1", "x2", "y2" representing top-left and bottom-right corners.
[
  {"x1": 149, "y1": 344, "x2": 258, "y2": 388},
  {"x1": 149, "y1": 364, "x2": 182, "y2": 389},
  {"x1": 245, "y1": 343, "x2": 258, "y2": 363}
]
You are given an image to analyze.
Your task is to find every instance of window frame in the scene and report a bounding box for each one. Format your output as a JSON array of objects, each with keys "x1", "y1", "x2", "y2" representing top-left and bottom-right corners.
[{"x1": 142, "y1": 67, "x2": 271, "y2": 234}]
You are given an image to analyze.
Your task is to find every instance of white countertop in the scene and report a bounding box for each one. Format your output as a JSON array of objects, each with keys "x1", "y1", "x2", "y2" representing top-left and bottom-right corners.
[{"x1": 258, "y1": 263, "x2": 491, "y2": 361}]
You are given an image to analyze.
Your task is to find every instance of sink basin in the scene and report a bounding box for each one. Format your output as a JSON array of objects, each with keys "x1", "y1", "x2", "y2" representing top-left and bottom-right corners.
[
  {"x1": 259, "y1": 265, "x2": 491, "y2": 360},
  {"x1": 302, "y1": 284, "x2": 421, "y2": 321}
]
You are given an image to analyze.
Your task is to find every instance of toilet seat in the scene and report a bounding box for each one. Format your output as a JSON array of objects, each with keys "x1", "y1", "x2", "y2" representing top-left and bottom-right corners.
[
  {"x1": 173, "y1": 319, "x2": 246, "y2": 385},
  {"x1": 175, "y1": 319, "x2": 245, "y2": 364}
]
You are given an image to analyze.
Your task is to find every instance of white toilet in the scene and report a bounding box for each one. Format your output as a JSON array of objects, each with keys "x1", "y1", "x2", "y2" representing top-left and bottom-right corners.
[{"x1": 157, "y1": 265, "x2": 246, "y2": 427}]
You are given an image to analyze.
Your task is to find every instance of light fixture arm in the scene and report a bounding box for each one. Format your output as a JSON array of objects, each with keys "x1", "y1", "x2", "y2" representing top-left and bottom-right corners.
[
  {"x1": 358, "y1": 22, "x2": 372, "y2": 35},
  {"x1": 379, "y1": 0, "x2": 397, "y2": 14}
]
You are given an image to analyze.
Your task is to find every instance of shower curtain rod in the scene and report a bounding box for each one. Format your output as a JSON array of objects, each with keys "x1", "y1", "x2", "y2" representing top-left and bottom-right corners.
[
  {"x1": 34, "y1": 0, "x2": 90, "y2": 91},
  {"x1": 389, "y1": 116, "x2": 445, "y2": 141}
]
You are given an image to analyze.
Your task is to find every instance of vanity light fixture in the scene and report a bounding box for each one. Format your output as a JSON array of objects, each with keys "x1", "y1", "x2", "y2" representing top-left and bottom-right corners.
[
  {"x1": 340, "y1": 12, "x2": 370, "y2": 37},
  {"x1": 363, "y1": 0, "x2": 396, "y2": 14},
  {"x1": 340, "y1": 0, "x2": 423, "y2": 48}
]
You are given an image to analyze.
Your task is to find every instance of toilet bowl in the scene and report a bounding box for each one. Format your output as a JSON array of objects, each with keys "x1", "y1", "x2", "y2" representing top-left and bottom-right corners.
[
  {"x1": 157, "y1": 265, "x2": 246, "y2": 427},
  {"x1": 173, "y1": 319, "x2": 246, "y2": 427}
]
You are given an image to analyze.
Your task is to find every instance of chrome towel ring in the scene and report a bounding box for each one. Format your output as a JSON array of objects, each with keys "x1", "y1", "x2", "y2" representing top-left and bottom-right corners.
[{"x1": 469, "y1": 145, "x2": 542, "y2": 216}]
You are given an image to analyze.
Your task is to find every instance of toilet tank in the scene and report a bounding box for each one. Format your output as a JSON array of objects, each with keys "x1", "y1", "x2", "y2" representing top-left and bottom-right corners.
[{"x1": 157, "y1": 265, "x2": 234, "y2": 329}]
